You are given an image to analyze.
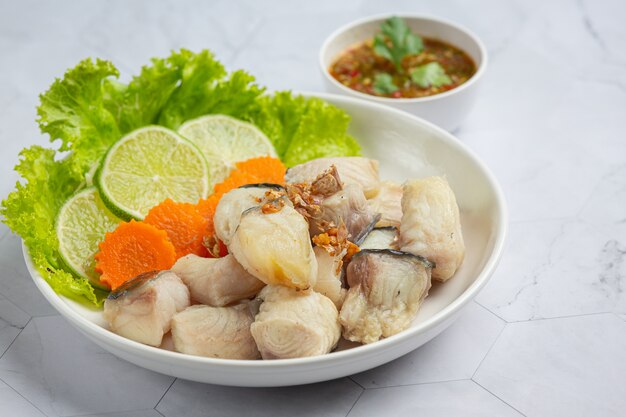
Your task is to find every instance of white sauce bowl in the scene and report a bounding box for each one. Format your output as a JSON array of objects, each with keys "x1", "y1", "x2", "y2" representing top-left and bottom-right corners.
[{"x1": 320, "y1": 14, "x2": 488, "y2": 132}]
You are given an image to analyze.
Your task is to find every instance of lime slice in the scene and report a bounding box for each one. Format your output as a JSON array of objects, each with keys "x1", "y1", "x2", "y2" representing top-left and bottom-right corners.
[
  {"x1": 96, "y1": 126, "x2": 209, "y2": 220},
  {"x1": 56, "y1": 187, "x2": 120, "y2": 289},
  {"x1": 178, "y1": 115, "x2": 277, "y2": 187}
]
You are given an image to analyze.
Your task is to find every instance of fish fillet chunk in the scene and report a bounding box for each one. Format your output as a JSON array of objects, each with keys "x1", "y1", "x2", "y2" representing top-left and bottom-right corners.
[
  {"x1": 172, "y1": 304, "x2": 260, "y2": 359},
  {"x1": 310, "y1": 184, "x2": 377, "y2": 242},
  {"x1": 359, "y1": 227, "x2": 398, "y2": 251},
  {"x1": 286, "y1": 157, "x2": 380, "y2": 198},
  {"x1": 367, "y1": 180, "x2": 403, "y2": 227},
  {"x1": 312, "y1": 247, "x2": 346, "y2": 308},
  {"x1": 172, "y1": 254, "x2": 265, "y2": 306},
  {"x1": 399, "y1": 176, "x2": 465, "y2": 281},
  {"x1": 214, "y1": 184, "x2": 286, "y2": 245},
  {"x1": 251, "y1": 285, "x2": 341, "y2": 359},
  {"x1": 103, "y1": 270, "x2": 190, "y2": 347},
  {"x1": 339, "y1": 250, "x2": 431, "y2": 344},
  {"x1": 229, "y1": 203, "x2": 317, "y2": 290}
]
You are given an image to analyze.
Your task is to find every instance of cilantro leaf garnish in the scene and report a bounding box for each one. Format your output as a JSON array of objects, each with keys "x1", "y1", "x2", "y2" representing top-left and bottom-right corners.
[
  {"x1": 373, "y1": 73, "x2": 399, "y2": 94},
  {"x1": 410, "y1": 62, "x2": 452, "y2": 88},
  {"x1": 373, "y1": 16, "x2": 424, "y2": 71}
]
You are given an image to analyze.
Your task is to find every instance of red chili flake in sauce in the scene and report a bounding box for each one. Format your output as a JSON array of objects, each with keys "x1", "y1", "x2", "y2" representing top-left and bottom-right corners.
[{"x1": 329, "y1": 37, "x2": 476, "y2": 99}]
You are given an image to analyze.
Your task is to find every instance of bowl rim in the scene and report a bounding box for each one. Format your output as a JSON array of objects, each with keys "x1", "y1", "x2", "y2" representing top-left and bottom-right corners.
[
  {"x1": 319, "y1": 13, "x2": 488, "y2": 104},
  {"x1": 23, "y1": 91, "x2": 507, "y2": 370}
]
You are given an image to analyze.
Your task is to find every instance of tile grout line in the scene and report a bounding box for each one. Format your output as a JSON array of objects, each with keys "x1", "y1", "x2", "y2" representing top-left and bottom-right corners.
[
  {"x1": 153, "y1": 377, "x2": 177, "y2": 412},
  {"x1": 471, "y1": 321, "x2": 506, "y2": 380},
  {"x1": 507, "y1": 311, "x2": 613, "y2": 324},
  {"x1": 474, "y1": 300, "x2": 509, "y2": 324},
  {"x1": 64, "y1": 407, "x2": 163, "y2": 417},
  {"x1": 347, "y1": 376, "x2": 365, "y2": 389},
  {"x1": 473, "y1": 300, "x2": 616, "y2": 325},
  {"x1": 344, "y1": 388, "x2": 364, "y2": 417},
  {"x1": 0, "y1": 317, "x2": 31, "y2": 361},
  {"x1": 0, "y1": 372, "x2": 49, "y2": 417},
  {"x1": 471, "y1": 379, "x2": 528, "y2": 417},
  {"x1": 0, "y1": 294, "x2": 35, "y2": 323},
  {"x1": 30, "y1": 313, "x2": 62, "y2": 319},
  {"x1": 362, "y1": 377, "x2": 471, "y2": 391}
]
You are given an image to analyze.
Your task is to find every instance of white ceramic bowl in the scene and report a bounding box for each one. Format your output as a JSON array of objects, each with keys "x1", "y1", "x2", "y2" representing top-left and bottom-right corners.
[
  {"x1": 320, "y1": 14, "x2": 487, "y2": 132},
  {"x1": 23, "y1": 92, "x2": 506, "y2": 387}
]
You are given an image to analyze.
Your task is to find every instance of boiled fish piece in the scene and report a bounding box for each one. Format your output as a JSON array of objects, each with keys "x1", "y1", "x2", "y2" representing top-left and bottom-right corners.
[
  {"x1": 367, "y1": 180, "x2": 403, "y2": 227},
  {"x1": 229, "y1": 201, "x2": 318, "y2": 290},
  {"x1": 359, "y1": 227, "x2": 399, "y2": 250},
  {"x1": 171, "y1": 304, "x2": 260, "y2": 359},
  {"x1": 312, "y1": 246, "x2": 346, "y2": 308},
  {"x1": 214, "y1": 184, "x2": 286, "y2": 245},
  {"x1": 339, "y1": 249, "x2": 432, "y2": 344},
  {"x1": 171, "y1": 254, "x2": 265, "y2": 306},
  {"x1": 399, "y1": 177, "x2": 465, "y2": 282},
  {"x1": 286, "y1": 157, "x2": 380, "y2": 198},
  {"x1": 310, "y1": 184, "x2": 378, "y2": 242},
  {"x1": 251, "y1": 285, "x2": 341, "y2": 359},
  {"x1": 103, "y1": 270, "x2": 190, "y2": 347}
]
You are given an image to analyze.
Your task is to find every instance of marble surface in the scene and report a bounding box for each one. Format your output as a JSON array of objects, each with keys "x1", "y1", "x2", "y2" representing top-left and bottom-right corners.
[{"x1": 0, "y1": 0, "x2": 624, "y2": 416}]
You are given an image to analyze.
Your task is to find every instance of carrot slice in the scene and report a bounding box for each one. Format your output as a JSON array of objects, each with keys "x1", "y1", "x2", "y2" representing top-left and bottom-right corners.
[
  {"x1": 196, "y1": 194, "x2": 220, "y2": 256},
  {"x1": 195, "y1": 157, "x2": 286, "y2": 257},
  {"x1": 95, "y1": 220, "x2": 176, "y2": 290},
  {"x1": 144, "y1": 199, "x2": 209, "y2": 258},
  {"x1": 212, "y1": 169, "x2": 262, "y2": 197},
  {"x1": 235, "y1": 156, "x2": 286, "y2": 185},
  {"x1": 196, "y1": 194, "x2": 228, "y2": 257},
  {"x1": 212, "y1": 157, "x2": 286, "y2": 196},
  {"x1": 196, "y1": 194, "x2": 221, "y2": 224}
]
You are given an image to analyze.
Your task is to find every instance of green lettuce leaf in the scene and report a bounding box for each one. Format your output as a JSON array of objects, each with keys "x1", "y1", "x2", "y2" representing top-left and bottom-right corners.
[
  {"x1": 246, "y1": 91, "x2": 308, "y2": 157},
  {"x1": 281, "y1": 97, "x2": 361, "y2": 166},
  {"x1": 6, "y1": 58, "x2": 123, "y2": 306},
  {"x1": 1, "y1": 146, "x2": 102, "y2": 305},
  {"x1": 247, "y1": 92, "x2": 360, "y2": 166},
  {"x1": 2, "y1": 50, "x2": 361, "y2": 306},
  {"x1": 103, "y1": 57, "x2": 182, "y2": 134},
  {"x1": 37, "y1": 58, "x2": 120, "y2": 177},
  {"x1": 158, "y1": 50, "x2": 264, "y2": 129},
  {"x1": 104, "y1": 49, "x2": 265, "y2": 133}
]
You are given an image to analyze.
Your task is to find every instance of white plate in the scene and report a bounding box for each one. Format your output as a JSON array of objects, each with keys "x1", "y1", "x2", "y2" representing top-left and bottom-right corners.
[{"x1": 23, "y1": 92, "x2": 507, "y2": 387}]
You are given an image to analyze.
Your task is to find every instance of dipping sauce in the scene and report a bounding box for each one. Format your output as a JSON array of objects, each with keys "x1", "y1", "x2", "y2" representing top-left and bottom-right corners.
[{"x1": 329, "y1": 37, "x2": 476, "y2": 99}]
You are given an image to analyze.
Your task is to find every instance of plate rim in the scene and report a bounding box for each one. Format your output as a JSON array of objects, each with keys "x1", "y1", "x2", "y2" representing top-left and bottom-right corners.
[{"x1": 22, "y1": 91, "x2": 508, "y2": 370}]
